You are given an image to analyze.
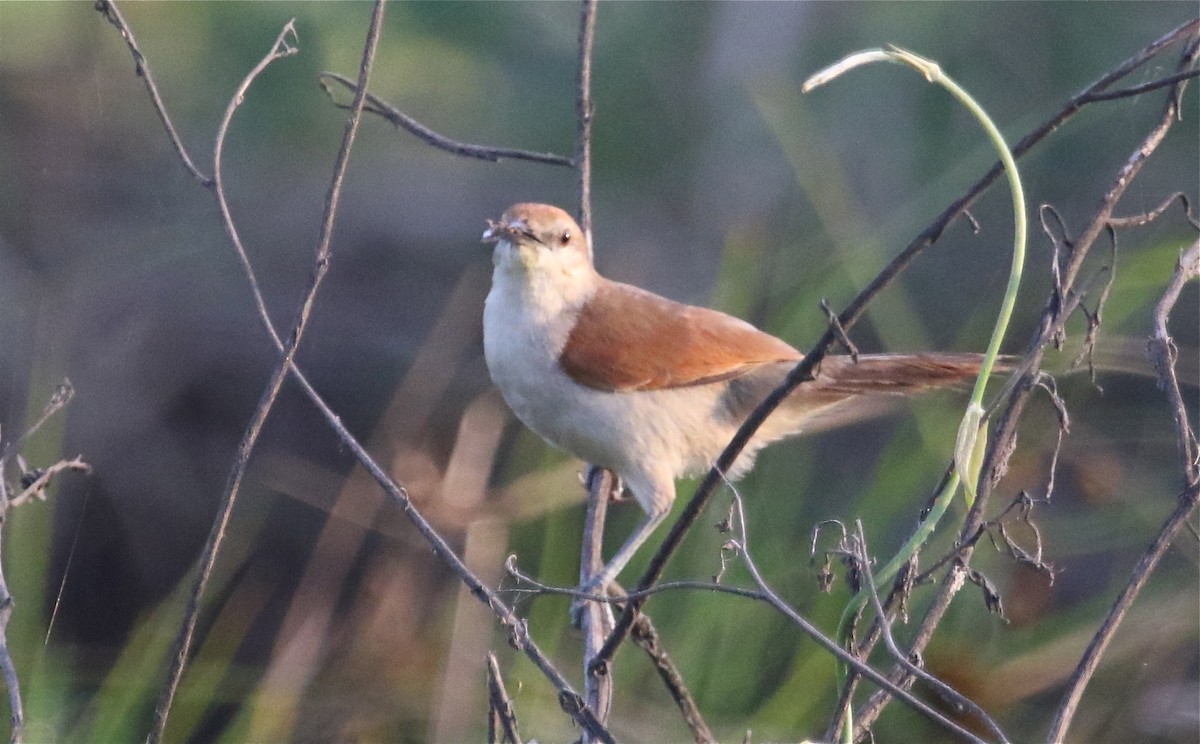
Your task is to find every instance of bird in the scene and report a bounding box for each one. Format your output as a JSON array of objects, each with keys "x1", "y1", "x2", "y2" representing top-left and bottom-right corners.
[{"x1": 481, "y1": 202, "x2": 988, "y2": 604}]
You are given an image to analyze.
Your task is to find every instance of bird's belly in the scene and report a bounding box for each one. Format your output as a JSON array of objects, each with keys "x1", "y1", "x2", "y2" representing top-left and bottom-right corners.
[{"x1": 488, "y1": 348, "x2": 733, "y2": 480}]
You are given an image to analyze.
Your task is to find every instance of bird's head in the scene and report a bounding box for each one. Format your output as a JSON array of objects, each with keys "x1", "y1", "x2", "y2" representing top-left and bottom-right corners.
[{"x1": 482, "y1": 203, "x2": 592, "y2": 280}]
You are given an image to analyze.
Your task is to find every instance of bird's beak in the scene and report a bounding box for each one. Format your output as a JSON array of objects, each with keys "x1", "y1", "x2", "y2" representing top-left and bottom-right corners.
[
  {"x1": 481, "y1": 219, "x2": 503, "y2": 244},
  {"x1": 482, "y1": 217, "x2": 533, "y2": 245}
]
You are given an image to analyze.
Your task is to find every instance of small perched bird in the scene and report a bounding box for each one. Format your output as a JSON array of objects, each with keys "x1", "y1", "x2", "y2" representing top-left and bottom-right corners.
[{"x1": 481, "y1": 203, "x2": 986, "y2": 600}]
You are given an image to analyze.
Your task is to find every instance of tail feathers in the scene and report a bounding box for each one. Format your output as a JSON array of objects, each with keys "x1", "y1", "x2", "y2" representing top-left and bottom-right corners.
[
  {"x1": 814, "y1": 353, "x2": 990, "y2": 395},
  {"x1": 780, "y1": 352, "x2": 996, "y2": 435}
]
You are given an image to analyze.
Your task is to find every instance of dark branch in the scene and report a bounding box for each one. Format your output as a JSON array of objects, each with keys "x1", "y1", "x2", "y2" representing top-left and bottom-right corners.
[
  {"x1": 855, "y1": 29, "x2": 1200, "y2": 738},
  {"x1": 95, "y1": 1, "x2": 212, "y2": 185},
  {"x1": 98, "y1": 3, "x2": 614, "y2": 739},
  {"x1": 1083, "y1": 66, "x2": 1200, "y2": 102},
  {"x1": 854, "y1": 522, "x2": 1011, "y2": 744},
  {"x1": 626, "y1": 609, "x2": 717, "y2": 744},
  {"x1": 599, "y1": 14, "x2": 1200, "y2": 676},
  {"x1": 486, "y1": 652, "x2": 523, "y2": 744},
  {"x1": 1046, "y1": 238, "x2": 1200, "y2": 741},
  {"x1": 575, "y1": 0, "x2": 597, "y2": 247},
  {"x1": 147, "y1": 8, "x2": 378, "y2": 742},
  {"x1": 318, "y1": 72, "x2": 573, "y2": 166}
]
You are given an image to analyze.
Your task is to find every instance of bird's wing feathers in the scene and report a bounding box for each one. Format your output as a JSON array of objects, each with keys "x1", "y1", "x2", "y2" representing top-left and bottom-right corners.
[{"x1": 559, "y1": 280, "x2": 802, "y2": 392}]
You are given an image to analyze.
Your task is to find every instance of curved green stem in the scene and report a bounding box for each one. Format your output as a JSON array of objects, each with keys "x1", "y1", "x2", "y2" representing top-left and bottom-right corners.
[{"x1": 804, "y1": 46, "x2": 1027, "y2": 743}]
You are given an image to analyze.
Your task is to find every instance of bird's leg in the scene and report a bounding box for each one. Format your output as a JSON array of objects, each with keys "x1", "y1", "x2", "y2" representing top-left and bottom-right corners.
[{"x1": 570, "y1": 503, "x2": 670, "y2": 625}]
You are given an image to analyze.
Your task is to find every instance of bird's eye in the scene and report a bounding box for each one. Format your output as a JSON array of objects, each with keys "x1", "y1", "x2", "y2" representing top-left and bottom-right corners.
[{"x1": 559, "y1": 230, "x2": 571, "y2": 246}]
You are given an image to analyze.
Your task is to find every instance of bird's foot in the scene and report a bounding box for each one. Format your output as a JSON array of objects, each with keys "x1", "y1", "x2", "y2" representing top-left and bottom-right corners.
[
  {"x1": 584, "y1": 466, "x2": 627, "y2": 502},
  {"x1": 569, "y1": 575, "x2": 612, "y2": 629}
]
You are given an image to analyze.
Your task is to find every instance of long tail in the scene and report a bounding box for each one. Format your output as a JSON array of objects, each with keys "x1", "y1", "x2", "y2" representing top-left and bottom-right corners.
[
  {"x1": 781, "y1": 352, "x2": 993, "y2": 434},
  {"x1": 816, "y1": 352, "x2": 989, "y2": 394}
]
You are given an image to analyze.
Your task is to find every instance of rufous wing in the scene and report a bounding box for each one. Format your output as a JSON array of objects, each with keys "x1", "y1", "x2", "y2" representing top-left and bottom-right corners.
[{"x1": 559, "y1": 279, "x2": 802, "y2": 392}]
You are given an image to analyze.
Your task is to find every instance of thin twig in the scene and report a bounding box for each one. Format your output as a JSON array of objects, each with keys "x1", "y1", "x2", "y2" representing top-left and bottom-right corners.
[
  {"x1": 0, "y1": 534, "x2": 20, "y2": 744},
  {"x1": 1106, "y1": 191, "x2": 1195, "y2": 230},
  {"x1": 318, "y1": 73, "x2": 573, "y2": 166},
  {"x1": 724, "y1": 493, "x2": 990, "y2": 744},
  {"x1": 854, "y1": 30, "x2": 1200, "y2": 738},
  {"x1": 146, "y1": 7, "x2": 379, "y2": 741},
  {"x1": 0, "y1": 385, "x2": 83, "y2": 744},
  {"x1": 625, "y1": 608, "x2": 716, "y2": 744},
  {"x1": 0, "y1": 380, "x2": 74, "y2": 467},
  {"x1": 1082, "y1": 66, "x2": 1200, "y2": 101},
  {"x1": 1045, "y1": 239, "x2": 1200, "y2": 742},
  {"x1": 580, "y1": 468, "x2": 614, "y2": 734},
  {"x1": 1148, "y1": 240, "x2": 1200, "y2": 479},
  {"x1": 99, "y1": 4, "x2": 614, "y2": 739},
  {"x1": 853, "y1": 521, "x2": 1011, "y2": 744},
  {"x1": 575, "y1": 0, "x2": 597, "y2": 250},
  {"x1": 505, "y1": 556, "x2": 760, "y2": 604},
  {"x1": 598, "y1": 17, "x2": 1200, "y2": 670},
  {"x1": 8, "y1": 457, "x2": 92, "y2": 509},
  {"x1": 486, "y1": 652, "x2": 523, "y2": 744},
  {"x1": 572, "y1": 2, "x2": 611, "y2": 734},
  {"x1": 94, "y1": 1, "x2": 212, "y2": 185}
]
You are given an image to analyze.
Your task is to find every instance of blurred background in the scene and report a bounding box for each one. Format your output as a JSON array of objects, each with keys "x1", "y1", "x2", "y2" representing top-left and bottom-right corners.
[{"x1": 0, "y1": 2, "x2": 1196, "y2": 742}]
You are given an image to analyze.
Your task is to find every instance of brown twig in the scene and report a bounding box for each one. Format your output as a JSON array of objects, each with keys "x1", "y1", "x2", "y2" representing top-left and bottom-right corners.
[
  {"x1": 0, "y1": 383, "x2": 85, "y2": 744},
  {"x1": 0, "y1": 381, "x2": 74, "y2": 469},
  {"x1": 571, "y1": 2, "x2": 613, "y2": 735},
  {"x1": 723, "y1": 491, "x2": 992, "y2": 743},
  {"x1": 0, "y1": 527, "x2": 19, "y2": 744},
  {"x1": 1045, "y1": 238, "x2": 1200, "y2": 742},
  {"x1": 506, "y1": 550, "x2": 986, "y2": 743},
  {"x1": 853, "y1": 29, "x2": 1200, "y2": 739},
  {"x1": 8, "y1": 457, "x2": 92, "y2": 509},
  {"x1": 98, "y1": 3, "x2": 615, "y2": 739},
  {"x1": 852, "y1": 521, "x2": 1011, "y2": 744},
  {"x1": 318, "y1": 73, "x2": 573, "y2": 166},
  {"x1": 1147, "y1": 240, "x2": 1200, "y2": 481},
  {"x1": 1082, "y1": 67, "x2": 1200, "y2": 102},
  {"x1": 575, "y1": 0, "x2": 597, "y2": 250},
  {"x1": 625, "y1": 609, "x2": 716, "y2": 744},
  {"x1": 94, "y1": 0, "x2": 212, "y2": 185},
  {"x1": 597, "y1": 17, "x2": 1200, "y2": 670},
  {"x1": 486, "y1": 652, "x2": 523, "y2": 744},
  {"x1": 1106, "y1": 191, "x2": 1195, "y2": 230},
  {"x1": 146, "y1": 7, "x2": 378, "y2": 742},
  {"x1": 580, "y1": 467, "x2": 615, "y2": 735}
]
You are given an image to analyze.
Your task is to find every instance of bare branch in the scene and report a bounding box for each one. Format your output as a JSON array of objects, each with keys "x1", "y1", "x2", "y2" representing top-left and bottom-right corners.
[
  {"x1": 147, "y1": 7, "x2": 378, "y2": 741},
  {"x1": 855, "y1": 30, "x2": 1200, "y2": 737},
  {"x1": 1082, "y1": 66, "x2": 1200, "y2": 102},
  {"x1": 318, "y1": 73, "x2": 573, "y2": 166},
  {"x1": 98, "y1": 4, "x2": 615, "y2": 739},
  {"x1": 0, "y1": 383, "x2": 84, "y2": 744},
  {"x1": 0, "y1": 380, "x2": 74, "y2": 468},
  {"x1": 599, "y1": 14, "x2": 1200, "y2": 675},
  {"x1": 1149, "y1": 240, "x2": 1200, "y2": 479},
  {"x1": 0, "y1": 578, "x2": 19, "y2": 744},
  {"x1": 94, "y1": 1, "x2": 212, "y2": 184},
  {"x1": 486, "y1": 652, "x2": 523, "y2": 744},
  {"x1": 821, "y1": 299, "x2": 859, "y2": 362},
  {"x1": 575, "y1": 0, "x2": 597, "y2": 248},
  {"x1": 1107, "y1": 191, "x2": 1196, "y2": 230},
  {"x1": 625, "y1": 607, "x2": 716, "y2": 744},
  {"x1": 8, "y1": 457, "x2": 92, "y2": 509},
  {"x1": 1045, "y1": 238, "x2": 1200, "y2": 741},
  {"x1": 579, "y1": 467, "x2": 614, "y2": 734},
  {"x1": 853, "y1": 522, "x2": 1011, "y2": 744},
  {"x1": 723, "y1": 492, "x2": 992, "y2": 744}
]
